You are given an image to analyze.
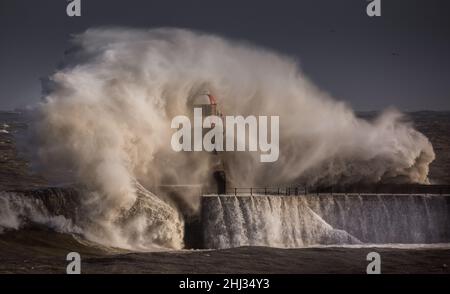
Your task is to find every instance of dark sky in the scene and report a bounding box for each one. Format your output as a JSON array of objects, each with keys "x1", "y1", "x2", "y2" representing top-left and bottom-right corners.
[{"x1": 0, "y1": 0, "x2": 449, "y2": 111}]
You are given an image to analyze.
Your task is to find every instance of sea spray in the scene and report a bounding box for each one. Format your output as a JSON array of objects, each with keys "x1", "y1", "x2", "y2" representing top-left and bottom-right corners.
[
  {"x1": 30, "y1": 27, "x2": 435, "y2": 249},
  {"x1": 202, "y1": 195, "x2": 450, "y2": 249}
]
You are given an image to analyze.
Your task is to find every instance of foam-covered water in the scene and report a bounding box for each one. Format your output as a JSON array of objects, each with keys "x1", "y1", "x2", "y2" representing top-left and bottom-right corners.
[
  {"x1": 0, "y1": 28, "x2": 443, "y2": 253},
  {"x1": 202, "y1": 195, "x2": 450, "y2": 249},
  {"x1": 0, "y1": 184, "x2": 184, "y2": 251}
]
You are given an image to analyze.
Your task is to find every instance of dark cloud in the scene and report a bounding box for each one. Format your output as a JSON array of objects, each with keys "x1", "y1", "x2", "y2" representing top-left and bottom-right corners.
[{"x1": 0, "y1": 0, "x2": 449, "y2": 110}]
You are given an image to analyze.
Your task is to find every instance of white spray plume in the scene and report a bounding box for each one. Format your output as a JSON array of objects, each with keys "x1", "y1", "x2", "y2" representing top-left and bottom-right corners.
[{"x1": 35, "y1": 27, "x2": 435, "y2": 249}]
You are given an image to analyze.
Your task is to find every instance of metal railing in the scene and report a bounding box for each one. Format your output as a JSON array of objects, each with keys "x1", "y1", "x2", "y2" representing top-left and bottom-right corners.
[
  {"x1": 223, "y1": 187, "x2": 307, "y2": 196},
  {"x1": 203, "y1": 184, "x2": 450, "y2": 196}
]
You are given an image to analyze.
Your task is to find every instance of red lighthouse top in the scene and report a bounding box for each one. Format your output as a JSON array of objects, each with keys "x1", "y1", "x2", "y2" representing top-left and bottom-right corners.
[{"x1": 207, "y1": 94, "x2": 217, "y2": 105}]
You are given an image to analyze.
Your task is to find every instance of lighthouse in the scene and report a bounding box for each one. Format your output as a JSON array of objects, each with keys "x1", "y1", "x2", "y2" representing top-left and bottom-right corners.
[{"x1": 192, "y1": 91, "x2": 226, "y2": 194}]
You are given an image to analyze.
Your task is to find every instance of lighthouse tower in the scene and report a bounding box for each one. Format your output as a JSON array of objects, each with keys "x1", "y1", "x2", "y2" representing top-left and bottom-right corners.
[{"x1": 192, "y1": 91, "x2": 227, "y2": 194}]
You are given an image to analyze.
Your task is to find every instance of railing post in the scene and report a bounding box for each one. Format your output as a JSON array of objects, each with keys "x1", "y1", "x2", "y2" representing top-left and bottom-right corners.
[
  {"x1": 234, "y1": 188, "x2": 237, "y2": 196},
  {"x1": 265, "y1": 187, "x2": 267, "y2": 195},
  {"x1": 250, "y1": 188, "x2": 253, "y2": 196}
]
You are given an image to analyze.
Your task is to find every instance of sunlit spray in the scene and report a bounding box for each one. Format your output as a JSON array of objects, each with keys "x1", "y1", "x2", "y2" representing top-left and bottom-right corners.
[{"x1": 33, "y1": 27, "x2": 435, "y2": 250}]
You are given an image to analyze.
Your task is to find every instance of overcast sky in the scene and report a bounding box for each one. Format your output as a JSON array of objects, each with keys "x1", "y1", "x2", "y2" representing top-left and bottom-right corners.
[{"x1": 0, "y1": 0, "x2": 449, "y2": 111}]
